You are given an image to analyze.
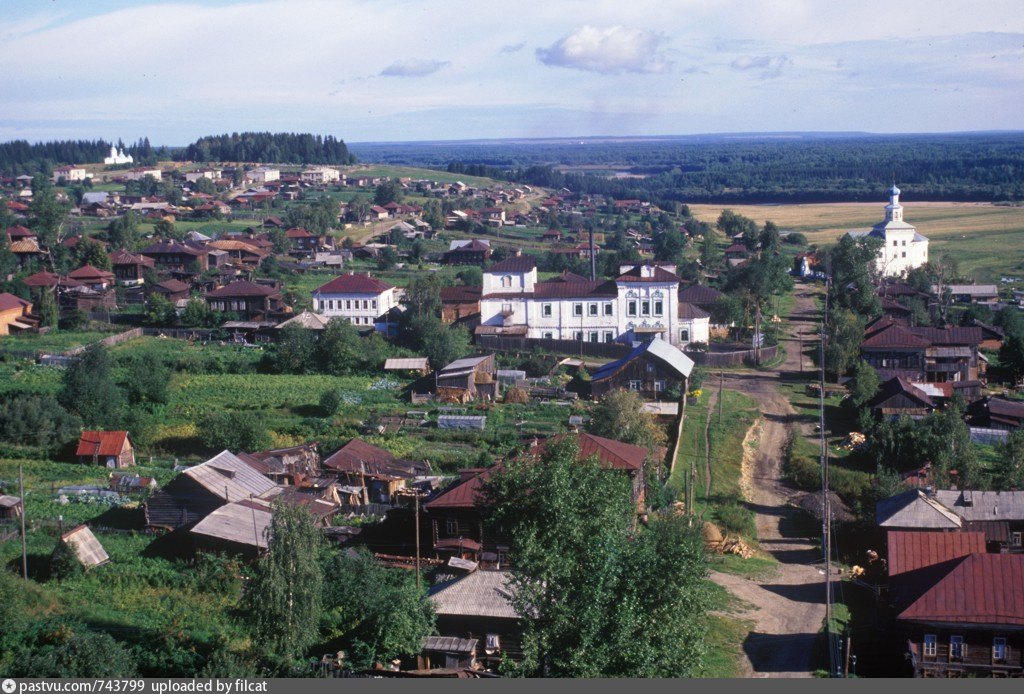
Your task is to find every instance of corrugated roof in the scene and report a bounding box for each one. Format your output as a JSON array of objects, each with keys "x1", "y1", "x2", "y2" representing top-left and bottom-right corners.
[
  {"x1": 206, "y1": 280, "x2": 278, "y2": 298},
  {"x1": 422, "y1": 636, "x2": 478, "y2": 654},
  {"x1": 429, "y1": 570, "x2": 519, "y2": 619},
  {"x1": 887, "y1": 530, "x2": 986, "y2": 577},
  {"x1": 182, "y1": 450, "x2": 277, "y2": 501},
  {"x1": 384, "y1": 357, "x2": 430, "y2": 370},
  {"x1": 276, "y1": 311, "x2": 331, "y2": 330},
  {"x1": 876, "y1": 489, "x2": 962, "y2": 529},
  {"x1": 440, "y1": 355, "x2": 491, "y2": 374},
  {"x1": 898, "y1": 554, "x2": 1024, "y2": 626},
  {"x1": 487, "y1": 256, "x2": 537, "y2": 273},
  {"x1": 591, "y1": 338, "x2": 693, "y2": 382},
  {"x1": 68, "y1": 265, "x2": 115, "y2": 281},
  {"x1": 678, "y1": 302, "x2": 710, "y2": 320},
  {"x1": 76, "y1": 431, "x2": 129, "y2": 458},
  {"x1": 678, "y1": 284, "x2": 724, "y2": 305}
]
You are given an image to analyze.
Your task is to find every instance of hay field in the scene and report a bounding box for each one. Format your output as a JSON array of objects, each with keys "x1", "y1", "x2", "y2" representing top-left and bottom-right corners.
[{"x1": 689, "y1": 202, "x2": 1024, "y2": 281}]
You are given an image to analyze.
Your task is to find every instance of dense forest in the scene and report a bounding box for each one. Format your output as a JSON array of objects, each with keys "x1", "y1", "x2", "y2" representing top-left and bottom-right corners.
[
  {"x1": 356, "y1": 133, "x2": 1024, "y2": 204},
  {"x1": 178, "y1": 132, "x2": 356, "y2": 165},
  {"x1": 0, "y1": 138, "x2": 167, "y2": 175}
]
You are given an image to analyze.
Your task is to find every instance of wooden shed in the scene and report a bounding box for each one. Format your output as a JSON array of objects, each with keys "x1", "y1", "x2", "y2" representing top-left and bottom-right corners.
[
  {"x1": 435, "y1": 355, "x2": 497, "y2": 402},
  {"x1": 56, "y1": 525, "x2": 110, "y2": 569}
]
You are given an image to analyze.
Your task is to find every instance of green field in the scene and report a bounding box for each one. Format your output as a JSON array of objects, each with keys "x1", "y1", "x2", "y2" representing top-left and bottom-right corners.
[{"x1": 690, "y1": 202, "x2": 1024, "y2": 282}]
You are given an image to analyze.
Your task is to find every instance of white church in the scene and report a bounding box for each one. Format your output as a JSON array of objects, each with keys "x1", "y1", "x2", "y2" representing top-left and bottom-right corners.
[
  {"x1": 104, "y1": 145, "x2": 133, "y2": 166},
  {"x1": 847, "y1": 185, "x2": 929, "y2": 277}
]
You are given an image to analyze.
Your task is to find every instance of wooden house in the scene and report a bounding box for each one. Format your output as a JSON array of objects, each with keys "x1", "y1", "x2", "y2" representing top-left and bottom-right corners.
[
  {"x1": 237, "y1": 442, "x2": 321, "y2": 485},
  {"x1": 589, "y1": 337, "x2": 694, "y2": 400},
  {"x1": 0, "y1": 292, "x2": 34, "y2": 335},
  {"x1": 933, "y1": 490, "x2": 1024, "y2": 553},
  {"x1": 435, "y1": 355, "x2": 497, "y2": 403},
  {"x1": 440, "y1": 285, "x2": 481, "y2": 325},
  {"x1": 967, "y1": 397, "x2": 1024, "y2": 431},
  {"x1": 860, "y1": 324, "x2": 983, "y2": 384},
  {"x1": 67, "y1": 265, "x2": 115, "y2": 290},
  {"x1": 866, "y1": 377, "x2": 935, "y2": 420},
  {"x1": 76, "y1": 431, "x2": 135, "y2": 468},
  {"x1": 109, "y1": 249, "x2": 155, "y2": 286},
  {"x1": 384, "y1": 357, "x2": 431, "y2": 376},
  {"x1": 204, "y1": 280, "x2": 285, "y2": 321},
  {"x1": 322, "y1": 438, "x2": 430, "y2": 505},
  {"x1": 144, "y1": 450, "x2": 277, "y2": 530},
  {"x1": 445, "y1": 240, "x2": 493, "y2": 266},
  {"x1": 140, "y1": 239, "x2": 209, "y2": 272},
  {"x1": 426, "y1": 570, "x2": 523, "y2": 671},
  {"x1": 150, "y1": 278, "x2": 191, "y2": 303},
  {"x1": 0, "y1": 495, "x2": 23, "y2": 521}
]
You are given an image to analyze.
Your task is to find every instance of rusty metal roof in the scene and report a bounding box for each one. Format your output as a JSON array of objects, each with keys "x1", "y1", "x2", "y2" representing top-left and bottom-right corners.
[
  {"x1": 897, "y1": 554, "x2": 1024, "y2": 626},
  {"x1": 887, "y1": 530, "x2": 986, "y2": 577}
]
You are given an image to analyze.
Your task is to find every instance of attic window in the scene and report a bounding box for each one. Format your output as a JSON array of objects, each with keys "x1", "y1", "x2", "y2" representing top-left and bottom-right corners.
[{"x1": 210, "y1": 466, "x2": 236, "y2": 479}]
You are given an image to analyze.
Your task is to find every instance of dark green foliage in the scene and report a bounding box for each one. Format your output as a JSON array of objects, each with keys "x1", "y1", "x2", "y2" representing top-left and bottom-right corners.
[
  {"x1": 373, "y1": 179, "x2": 402, "y2": 206},
  {"x1": 320, "y1": 548, "x2": 435, "y2": 670},
  {"x1": 824, "y1": 309, "x2": 865, "y2": 379},
  {"x1": 59, "y1": 345, "x2": 126, "y2": 428},
  {"x1": 993, "y1": 426, "x2": 1024, "y2": 490},
  {"x1": 106, "y1": 212, "x2": 141, "y2": 250},
  {"x1": 0, "y1": 393, "x2": 82, "y2": 451},
  {"x1": 180, "y1": 298, "x2": 217, "y2": 328},
  {"x1": 847, "y1": 361, "x2": 880, "y2": 409},
  {"x1": 590, "y1": 389, "x2": 666, "y2": 450},
  {"x1": 10, "y1": 621, "x2": 138, "y2": 678},
  {"x1": 480, "y1": 437, "x2": 710, "y2": 677},
  {"x1": 182, "y1": 132, "x2": 355, "y2": 165},
  {"x1": 319, "y1": 389, "x2": 342, "y2": 416},
  {"x1": 784, "y1": 232, "x2": 808, "y2": 245},
  {"x1": 828, "y1": 234, "x2": 883, "y2": 318},
  {"x1": 119, "y1": 353, "x2": 171, "y2": 405},
  {"x1": 144, "y1": 294, "x2": 178, "y2": 326},
  {"x1": 74, "y1": 237, "x2": 111, "y2": 270},
  {"x1": 268, "y1": 324, "x2": 316, "y2": 374},
  {"x1": 241, "y1": 501, "x2": 324, "y2": 666},
  {"x1": 49, "y1": 540, "x2": 84, "y2": 580},
  {"x1": 199, "y1": 411, "x2": 272, "y2": 452},
  {"x1": 37, "y1": 287, "x2": 59, "y2": 328}
]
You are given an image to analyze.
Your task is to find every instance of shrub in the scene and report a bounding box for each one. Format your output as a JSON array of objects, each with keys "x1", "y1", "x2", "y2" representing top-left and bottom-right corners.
[
  {"x1": 319, "y1": 389, "x2": 342, "y2": 416},
  {"x1": 715, "y1": 501, "x2": 755, "y2": 537},
  {"x1": 199, "y1": 411, "x2": 272, "y2": 453}
]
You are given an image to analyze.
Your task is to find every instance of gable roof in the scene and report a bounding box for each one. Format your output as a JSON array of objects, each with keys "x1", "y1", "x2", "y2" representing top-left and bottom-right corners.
[
  {"x1": 67, "y1": 265, "x2": 115, "y2": 282},
  {"x1": 190, "y1": 499, "x2": 271, "y2": 550},
  {"x1": 76, "y1": 431, "x2": 130, "y2": 457},
  {"x1": 154, "y1": 279, "x2": 190, "y2": 294},
  {"x1": 429, "y1": 570, "x2": 519, "y2": 619},
  {"x1": 876, "y1": 489, "x2": 962, "y2": 529},
  {"x1": 141, "y1": 240, "x2": 205, "y2": 256},
  {"x1": 678, "y1": 284, "x2": 724, "y2": 305},
  {"x1": 276, "y1": 311, "x2": 331, "y2": 330},
  {"x1": 866, "y1": 377, "x2": 934, "y2": 411},
  {"x1": 591, "y1": 338, "x2": 694, "y2": 383},
  {"x1": 205, "y1": 280, "x2": 278, "y2": 298},
  {"x1": 109, "y1": 249, "x2": 155, "y2": 267},
  {"x1": 886, "y1": 530, "x2": 987, "y2": 577},
  {"x1": 181, "y1": 450, "x2": 277, "y2": 501},
  {"x1": 616, "y1": 265, "x2": 681, "y2": 283},
  {"x1": 322, "y1": 438, "x2": 429, "y2": 478},
  {"x1": 314, "y1": 273, "x2": 394, "y2": 295},
  {"x1": 678, "y1": 301, "x2": 711, "y2": 320},
  {"x1": 860, "y1": 324, "x2": 930, "y2": 349},
  {"x1": 897, "y1": 554, "x2": 1024, "y2": 626}
]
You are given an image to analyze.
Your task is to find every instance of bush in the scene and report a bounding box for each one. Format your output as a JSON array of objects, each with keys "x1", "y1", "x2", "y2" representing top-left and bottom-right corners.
[
  {"x1": 319, "y1": 389, "x2": 342, "y2": 416},
  {"x1": 199, "y1": 411, "x2": 272, "y2": 453},
  {"x1": 783, "y1": 232, "x2": 808, "y2": 245},
  {"x1": 715, "y1": 501, "x2": 755, "y2": 537}
]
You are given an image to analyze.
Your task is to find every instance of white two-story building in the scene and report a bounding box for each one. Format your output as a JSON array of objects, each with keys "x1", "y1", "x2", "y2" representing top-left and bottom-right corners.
[
  {"x1": 312, "y1": 272, "x2": 400, "y2": 330},
  {"x1": 478, "y1": 256, "x2": 709, "y2": 348},
  {"x1": 847, "y1": 185, "x2": 929, "y2": 278}
]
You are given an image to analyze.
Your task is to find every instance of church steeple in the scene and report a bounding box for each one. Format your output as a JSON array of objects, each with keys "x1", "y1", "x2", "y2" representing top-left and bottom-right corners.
[{"x1": 885, "y1": 183, "x2": 903, "y2": 223}]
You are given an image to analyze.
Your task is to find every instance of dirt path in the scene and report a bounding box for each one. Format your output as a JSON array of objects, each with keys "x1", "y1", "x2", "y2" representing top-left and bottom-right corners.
[{"x1": 709, "y1": 285, "x2": 829, "y2": 678}]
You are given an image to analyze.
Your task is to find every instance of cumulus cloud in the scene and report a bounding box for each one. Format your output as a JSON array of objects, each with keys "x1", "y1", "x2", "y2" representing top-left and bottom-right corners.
[
  {"x1": 380, "y1": 59, "x2": 450, "y2": 77},
  {"x1": 500, "y1": 41, "x2": 526, "y2": 54},
  {"x1": 536, "y1": 25, "x2": 670, "y2": 74},
  {"x1": 729, "y1": 54, "x2": 792, "y2": 78}
]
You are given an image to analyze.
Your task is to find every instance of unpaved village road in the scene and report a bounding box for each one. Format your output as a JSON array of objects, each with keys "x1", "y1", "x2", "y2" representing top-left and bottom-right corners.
[{"x1": 709, "y1": 286, "x2": 829, "y2": 678}]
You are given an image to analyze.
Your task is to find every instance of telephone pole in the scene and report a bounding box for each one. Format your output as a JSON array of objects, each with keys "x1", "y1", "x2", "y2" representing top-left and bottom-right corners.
[
  {"x1": 414, "y1": 490, "x2": 422, "y2": 592},
  {"x1": 19, "y1": 461, "x2": 28, "y2": 579}
]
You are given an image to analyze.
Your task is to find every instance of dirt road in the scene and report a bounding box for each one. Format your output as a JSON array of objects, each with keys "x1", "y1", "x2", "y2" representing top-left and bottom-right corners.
[{"x1": 710, "y1": 285, "x2": 829, "y2": 678}]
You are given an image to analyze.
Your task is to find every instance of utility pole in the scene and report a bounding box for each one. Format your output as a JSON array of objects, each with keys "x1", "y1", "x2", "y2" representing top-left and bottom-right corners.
[
  {"x1": 820, "y1": 274, "x2": 835, "y2": 677},
  {"x1": 19, "y1": 461, "x2": 27, "y2": 580},
  {"x1": 718, "y1": 370, "x2": 724, "y2": 425},
  {"x1": 414, "y1": 490, "x2": 421, "y2": 592}
]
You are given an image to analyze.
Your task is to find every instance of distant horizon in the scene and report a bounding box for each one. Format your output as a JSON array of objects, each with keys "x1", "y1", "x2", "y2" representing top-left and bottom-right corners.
[{"x1": 2, "y1": 1, "x2": 1022, "y2": 144}]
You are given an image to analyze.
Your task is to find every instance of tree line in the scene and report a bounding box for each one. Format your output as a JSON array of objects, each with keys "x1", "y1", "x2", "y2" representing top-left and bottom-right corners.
[{"x1": 179, "y1": 132, "x2": 356, "y2": 165}]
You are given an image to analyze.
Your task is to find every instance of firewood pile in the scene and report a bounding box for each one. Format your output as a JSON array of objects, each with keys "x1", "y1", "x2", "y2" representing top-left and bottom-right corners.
[{"x1": 702, "y1": 521, "x2": 756, "y2": 558}]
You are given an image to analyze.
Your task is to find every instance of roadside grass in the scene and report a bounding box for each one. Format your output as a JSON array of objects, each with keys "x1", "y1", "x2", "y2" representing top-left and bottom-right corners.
[
  {"x1": 708, "y1": 553, "x2": 780, "y2": 580},
  {"x1": 700, "y1": 580, "x2": 755, "y2": 678}
]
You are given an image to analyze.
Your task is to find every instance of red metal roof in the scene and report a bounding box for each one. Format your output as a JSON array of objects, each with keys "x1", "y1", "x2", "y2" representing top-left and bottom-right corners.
[
  {"x1": 440, "y1": 286, "x2": 482, "y2": 303},
  {"x1": 109, "y1": 249, "x2": 155, "y2": 267},
  {"x1": 314, "y1": 273, "x2": 394, "y2": 295},
  {"x1": 898, "y1": 554, "x2": 1024, "y2": 626},
  {"x1": 67, "y1": 265, "x2": 115, "y2": 282},
  {"x1": 5, "y1": 225, "x2": 35, "y2": 239},
  {"x1": 285, "y1": 227, "x2": 314, "y2": 238},
  {"x1": 887, "y1": 530, "x2": 986, "y2": 577},
  {"x1": 860, "y1": 324, "x2": 930, "y2": 349},
  {"x1": 76, "y1": 430, "x2": 130, "y2": 457},
  {"x1": 425, "y1": 467, "x2": 495, "y2": 510}
]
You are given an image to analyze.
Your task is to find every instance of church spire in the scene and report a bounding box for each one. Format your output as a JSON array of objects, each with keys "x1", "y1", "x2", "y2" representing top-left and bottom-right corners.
[{"x1": 885, "y1": 181, "x2": 902, "y2": 223}]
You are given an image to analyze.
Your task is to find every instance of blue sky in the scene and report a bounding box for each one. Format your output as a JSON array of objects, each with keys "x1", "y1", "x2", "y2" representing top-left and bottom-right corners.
[{"x1": 1, "y1": 0, "x2": 1022, "y2": 145}]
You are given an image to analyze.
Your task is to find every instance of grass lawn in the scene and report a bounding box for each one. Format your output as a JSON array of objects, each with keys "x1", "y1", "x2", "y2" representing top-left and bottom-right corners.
[{"x1": 699, "y1": 580, "x2": 755, "y2": 678}]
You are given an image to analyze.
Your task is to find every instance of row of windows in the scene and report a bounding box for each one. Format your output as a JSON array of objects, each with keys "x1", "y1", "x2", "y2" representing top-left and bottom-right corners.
[
  {"x1": 348, "y1": 316, "x2": 374, "y2": 325},
  {"x1": 923, "y1": 635, "x2": 1008, "y2": 661},
  {"x1": 540, "y1": 302, "x2": 614, "y2": 318},
  {"x1": 628, "y1": 380, "x2": 667, "y2": 392},
  {"x1": 627, "y1": 299, "x2": 663, "y2": 318},
  {"x1": 318, "y1": 298, "x2": 377, "y2": 311}
]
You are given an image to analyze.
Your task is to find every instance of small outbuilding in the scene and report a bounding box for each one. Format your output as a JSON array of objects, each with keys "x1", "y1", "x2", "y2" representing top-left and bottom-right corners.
[
  {"x1": 55, "y1": 525, "x2": 110, "y2": 569},
  {"x1": 76, "y1": 431, "x2": 135, "y2": 468}
]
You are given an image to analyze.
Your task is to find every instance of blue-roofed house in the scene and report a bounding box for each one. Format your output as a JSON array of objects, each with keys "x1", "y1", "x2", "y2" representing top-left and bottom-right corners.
[{"x1": 590, "y1": 337, "x2": 694, "y2": 400}]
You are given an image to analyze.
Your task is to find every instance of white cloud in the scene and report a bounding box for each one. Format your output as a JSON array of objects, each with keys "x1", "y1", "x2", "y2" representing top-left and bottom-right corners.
[
  {"x1": 730, "y1": 54, "x2": 792, "y2": 78},
  {"x1": 380, "y1": 59, "x2": 451, "y2": 77},
  {"x1": 536, "y1": 25, "x2": 670, "y2": 74}
]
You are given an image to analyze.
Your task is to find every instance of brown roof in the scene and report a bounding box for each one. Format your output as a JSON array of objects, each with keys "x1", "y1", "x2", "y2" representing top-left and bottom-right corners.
[
  {"x1": 0, "y1": 292, "x2": 31, "y2": 312},
  {"x1": 76, "y1": 431, "x2": 130, "y2": 457},
  {"x1": 154, "y1": 279, "x2": 190, "y2": 294},
  {"x1": 67, "y1": 265, "x2": 115, "y2": 282},
  {"x1": 285, "y1": 227, "x2": 315, "y2": 238},
  {"x1": 10, "y1": 238, "x2": 41, "y2": 253},
  {"x1": 141, "y1": 240, "x2": 205, "y2": 257},
  {"x1": 207, "y1": 239, "x2": 269, "y2": 256},
  {"x1": 424, "y1": 468, "x2": 494, "y2": 510},
  {"x1": 448, "y1": 240, "x2": 491, "y2": 253},
  {"x1": 897, "y1": 554, "x2": 1024, "y2": 626},
  {"x1": 860, "y1": 324, "x2": 930, "y2": 349},
  {"x1": 5, "y1": 224, "x2": 35, "y2": 239},
  {"x1": 886, "y1": 530, "x2": 986, "y2": 577},
  {"x1": 314, "y1": 273, "x2": 394, "y2": 295},
  {"x1": 206, "y1": 280, "x2": 278, "y2": 298},
  {"x1": 488, "y1": 256, "x2": 537, "y2": 273},
  {"x1": 323, "y1": 438, "x2": 430, "y2": 478},
  {"x1": 678, "y1": 284, "x2": 724, "y2": 305},
  {"x1": 440, "y1": 286, "x2": 482, "y2": 303},
  {"x1": 109, "y1": 249, "x2": 155, "y2": 267},
  {"x1": 678, "y1": 302, "x2": 710, "y2": 320}
]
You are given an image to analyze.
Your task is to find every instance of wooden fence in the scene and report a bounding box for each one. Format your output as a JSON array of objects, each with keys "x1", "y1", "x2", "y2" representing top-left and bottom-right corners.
[
  {"x1": 476, "y1": 335, "x2": 630, "y2": 359},
  {"x1": 685, "y1": 344, "x2": 779, "y2": 367}
]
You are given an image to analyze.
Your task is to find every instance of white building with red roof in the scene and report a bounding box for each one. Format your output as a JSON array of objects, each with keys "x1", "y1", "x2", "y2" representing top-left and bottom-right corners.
[
  {"x1": 312, "y1": 272, "x2": 399, "y2": 329},
  {"x1": 479, "y1": 256, "x2": 700, "y2": 347}
]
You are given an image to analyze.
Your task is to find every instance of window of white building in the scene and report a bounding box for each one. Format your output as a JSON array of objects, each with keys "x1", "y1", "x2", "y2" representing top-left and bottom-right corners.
[
  {"x1": 681, "y1": 329, "x2": 690, "y2": 342},
  {"x1": 603, "y1": 303, "x2": 613, "y2": 316},
  {"x1": 641, "y1": 300, "x2": 650, "y2": 316},
  {"x1": 627, "y1": 301, "x2": 637, "y2": 317},
  {"x1": 542, "y1": 303, "x2": 552, "y2": 317},
  {"x1": 654, "y1": 300, "x2": 663, "y2": 316},
  {"x1": 588, "y1": 303, "x2": 598, "y2": 316},
  {"x1": 604, "y1": 331, "x2": 614, "y2": 342},
  {"x1": 501, "y1": 275, "x2": 512, "y2": 288},
  {"x1": 573, "y1": 303, "x2": 583, "y2": 316},
  {"x1": 589, "y1": 331, "x2": 598, "y2": 342},
  {"x1": 574, "y1": 331, "x2": 584, "y2": 341}
]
